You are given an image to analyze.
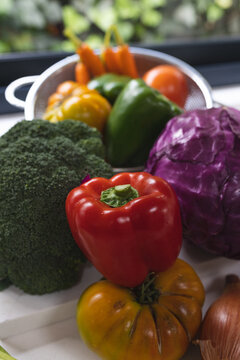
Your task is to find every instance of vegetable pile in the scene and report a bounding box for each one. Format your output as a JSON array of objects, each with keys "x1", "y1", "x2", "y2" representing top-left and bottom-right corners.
[
  {"x1": 43, "y1": 25, "x2": 186, "y2": 168},
  {"x1": 66, "y1": 171, "x2": 205, "y2": 360},
  {"x1": 7, "y1": 25, "x2": 239, "y2": 360},
  {"x1": 146, "y1": 107, "x2": 240, "y2": 259},
  {"x1": 0, "y1": 119, "x2": 112, "y2": 294}
]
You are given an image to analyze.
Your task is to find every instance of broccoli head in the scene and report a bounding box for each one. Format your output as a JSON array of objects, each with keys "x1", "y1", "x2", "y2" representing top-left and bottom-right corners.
[{"x1": 0, "y1": 119, "x2": 113, "y2": 294}]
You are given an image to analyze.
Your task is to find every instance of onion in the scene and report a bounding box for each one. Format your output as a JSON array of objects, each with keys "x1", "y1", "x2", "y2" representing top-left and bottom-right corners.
[{"x1": 197, "y1": 275, "x2": 240, "y2": 360}]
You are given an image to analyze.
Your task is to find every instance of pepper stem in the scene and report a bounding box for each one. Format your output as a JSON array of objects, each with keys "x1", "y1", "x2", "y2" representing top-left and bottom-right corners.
[
  {"x1": 63, "y1": 28, "x2": 82, "y2": 49},
  {"x1": 111, "y1": 24, "x2": 124, "y2": 45},
  {"x1": 100, "y1": 184, "x2": 139, "y2": 207},
  {"x1": 103, "y1": 25, "x2": 124, "y2": 48}
]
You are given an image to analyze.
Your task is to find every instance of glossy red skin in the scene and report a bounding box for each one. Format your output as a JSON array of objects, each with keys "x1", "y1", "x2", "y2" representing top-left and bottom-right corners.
[{"x1": 66, "y1": 172, "x2": 182, "y2": 287}]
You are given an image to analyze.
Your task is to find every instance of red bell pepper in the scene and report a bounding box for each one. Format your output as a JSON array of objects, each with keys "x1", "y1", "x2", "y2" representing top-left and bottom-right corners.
[{"x1": 66, "y1": 172, "x2": 182, "y2": 287}]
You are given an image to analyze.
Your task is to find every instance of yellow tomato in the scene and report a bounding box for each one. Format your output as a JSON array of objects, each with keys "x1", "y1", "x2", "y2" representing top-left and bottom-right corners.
[{"x1": 77, "y1": 258, "x2": 205, "y2": 360}]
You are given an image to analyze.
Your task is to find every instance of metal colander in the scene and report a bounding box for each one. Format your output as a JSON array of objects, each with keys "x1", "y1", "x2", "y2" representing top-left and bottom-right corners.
[
  {"x1": 5, "y1": 47, "x2": 213, "y2": 120},
  {"x1": 5, "y1": 47, "x2": 213, "y2": 173}
]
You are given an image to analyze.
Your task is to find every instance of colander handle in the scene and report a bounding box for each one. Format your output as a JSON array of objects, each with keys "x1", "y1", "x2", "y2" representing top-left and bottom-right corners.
[{"x1": 5, "y1": 75, "x2": 39, "y2": 110}]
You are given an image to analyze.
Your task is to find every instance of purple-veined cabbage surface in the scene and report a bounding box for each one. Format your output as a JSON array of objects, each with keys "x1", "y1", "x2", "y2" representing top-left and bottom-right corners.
[{"x1": 145, "y1": 107, "x2": 240, "y2": 258}]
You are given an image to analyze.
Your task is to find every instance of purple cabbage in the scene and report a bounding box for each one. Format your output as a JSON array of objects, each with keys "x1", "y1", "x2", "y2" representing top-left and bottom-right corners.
[{"x1": 145, "y1": 107, "x2": 240, "y2": 259}]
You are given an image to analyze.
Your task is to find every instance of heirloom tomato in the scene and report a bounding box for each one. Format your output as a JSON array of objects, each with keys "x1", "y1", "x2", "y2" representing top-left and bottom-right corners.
[{"x1": 77, "y1": 259, "x2": 205, "y2": 360}]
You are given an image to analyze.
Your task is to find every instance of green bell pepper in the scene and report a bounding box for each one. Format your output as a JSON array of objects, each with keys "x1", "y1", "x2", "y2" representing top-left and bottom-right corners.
[
  {"x1": 105, "y1": 78, "x2": 182, "y2": 167},
  {"x1": 88, "y1": 73, "x2": 131, "y2": 104}
]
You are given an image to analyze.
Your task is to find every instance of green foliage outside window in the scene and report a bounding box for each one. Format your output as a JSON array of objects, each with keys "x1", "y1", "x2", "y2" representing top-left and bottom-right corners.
[{"x1": 0, "y1": 0, "x2": 240, "y2": 53}]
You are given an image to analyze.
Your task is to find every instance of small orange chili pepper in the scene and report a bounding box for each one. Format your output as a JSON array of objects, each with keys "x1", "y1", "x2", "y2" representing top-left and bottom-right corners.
[
  {"x1": 102, "y1": 47, "x2": 122, "y2": 74},
  {"x1": 64, "y1": 28, "x2": 105, "y2": 79},
  {"x1": 103, "y1": 25, "x2": 138, "y2": 78},
  {"x1": 77, "y1": 43, "x2": 105, "y2": 77},
  {"x1": 116, "y1": 43, "x2": 138, "y2": 78},
  {"x1": 75, "y1": 62, "x2": 90, "y2": 85}
]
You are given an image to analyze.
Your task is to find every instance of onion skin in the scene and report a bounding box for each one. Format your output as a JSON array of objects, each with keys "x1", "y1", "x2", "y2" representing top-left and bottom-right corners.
[{"x1": 199, "y1": 275, "x2": 240, "y2": 360}]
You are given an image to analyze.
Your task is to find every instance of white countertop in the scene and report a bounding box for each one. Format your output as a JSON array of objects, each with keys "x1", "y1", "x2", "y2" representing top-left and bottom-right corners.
[{"x1": 1, "y1": 242, "x2": 239, "y2": 360}]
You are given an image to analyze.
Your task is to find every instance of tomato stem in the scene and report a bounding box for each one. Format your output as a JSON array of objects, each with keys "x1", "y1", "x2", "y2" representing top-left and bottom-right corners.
[{"x1": 133, "y1": 272, "x2": 160, "y2": 305}]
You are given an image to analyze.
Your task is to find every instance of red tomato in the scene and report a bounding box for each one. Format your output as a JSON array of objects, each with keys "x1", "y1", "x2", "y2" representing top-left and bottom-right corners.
[{"x1": 143, "y1": 65, "x2": 189, "y2": 108}]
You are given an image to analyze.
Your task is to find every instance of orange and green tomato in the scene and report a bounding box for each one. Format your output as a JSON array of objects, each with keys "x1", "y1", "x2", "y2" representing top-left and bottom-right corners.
[{"x1": 77, "y1": 258, "x2": 205, "y2": 360}]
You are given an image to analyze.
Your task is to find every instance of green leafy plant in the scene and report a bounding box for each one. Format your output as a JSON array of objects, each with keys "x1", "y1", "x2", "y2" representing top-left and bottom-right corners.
[{"x1": 0, "y1": 1, "x2": 239, "y2": 54}]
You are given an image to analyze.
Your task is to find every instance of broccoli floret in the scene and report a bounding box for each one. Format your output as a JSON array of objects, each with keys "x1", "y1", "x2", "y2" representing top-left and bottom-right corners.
[{"x1": 0, "y1": 119, "x2": 113, "y2": 294}]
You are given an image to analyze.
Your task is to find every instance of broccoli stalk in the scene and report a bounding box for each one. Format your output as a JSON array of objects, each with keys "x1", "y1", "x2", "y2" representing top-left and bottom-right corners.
[{"x1": 0, "y1": 119, "x2": 113, "y2": 294}]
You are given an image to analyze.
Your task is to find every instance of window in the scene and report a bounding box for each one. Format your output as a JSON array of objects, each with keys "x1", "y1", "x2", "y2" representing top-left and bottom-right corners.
[{"x1": 1, "y1": 0, "x2": 240, "y2": 114}]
